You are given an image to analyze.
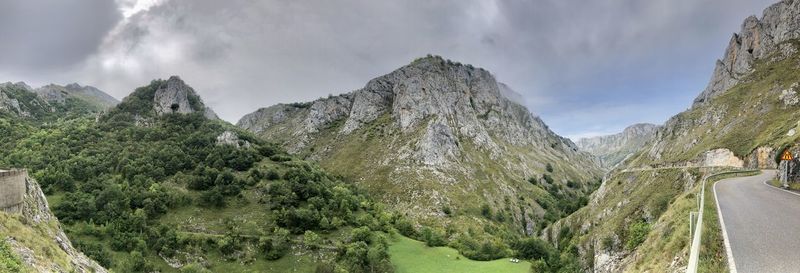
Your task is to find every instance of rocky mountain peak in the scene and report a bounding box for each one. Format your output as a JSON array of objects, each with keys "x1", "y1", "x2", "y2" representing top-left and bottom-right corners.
[
  {"x1": 694, "y1": 0, "x2": 800, "y2": 105},
  {"x1": 151, "y1": 76, "x2": 218, "y2": 119},
  {"x1": 239, "y1": 55, "x2": 577, "y2": 165}
]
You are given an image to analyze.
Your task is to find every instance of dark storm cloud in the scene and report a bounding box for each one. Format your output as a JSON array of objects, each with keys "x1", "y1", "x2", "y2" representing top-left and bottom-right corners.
[
  {"x1": 0, "y1": 0, "x2": 121, "y2": 71},
  {"x1": 0, "y1": 0, "x2": 782, "y2": 138}
]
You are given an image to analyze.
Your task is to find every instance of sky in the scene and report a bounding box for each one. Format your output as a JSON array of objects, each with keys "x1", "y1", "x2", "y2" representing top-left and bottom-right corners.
[{"x1": 0, "y1": 0, "x2": 779, "y2": 140}]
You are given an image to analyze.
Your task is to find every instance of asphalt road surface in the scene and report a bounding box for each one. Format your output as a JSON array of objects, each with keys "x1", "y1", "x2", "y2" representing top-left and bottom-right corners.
[{"x1": 714, "y1": 170, "x2": 800, "y2": 273}]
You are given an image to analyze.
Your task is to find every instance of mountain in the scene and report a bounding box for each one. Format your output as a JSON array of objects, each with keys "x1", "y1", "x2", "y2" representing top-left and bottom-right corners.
[
  {"x1": 0, "y1": 170, "x2": 107, "y2": 273},
  {"x1": 576, "y1": 123, "x2": 659, "y2": 168},
  {"x1": 549, "y1": 1, "x2": 800, "y2": 272},
  {"x1": 0, "y1": 76, "x2": 415, "y2": 272},
  {"x1": 105, "y1": 76, "x2": 218, "y2": 124},
  {"x1": 36, "y1": 83, "x2": 119, "y2": 111},
  {"x1": 0, "y1": 81, "x2": 118, "y2": 119},
  {"x1": 0, "y1": 82, "x2": 52, "y2": 118},
  {"x1": 239, "y1": 55, "x2": 604, "y2": 237}
]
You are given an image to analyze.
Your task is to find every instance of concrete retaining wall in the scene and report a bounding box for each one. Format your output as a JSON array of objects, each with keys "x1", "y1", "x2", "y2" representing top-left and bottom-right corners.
[{"x1": 0, "y1": 169, "x2": 26, "y2": 213}]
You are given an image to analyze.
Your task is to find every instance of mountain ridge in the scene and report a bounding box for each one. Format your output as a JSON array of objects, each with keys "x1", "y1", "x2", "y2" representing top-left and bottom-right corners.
[{"x1": 239, "y1": 55, "x2": 603, "y2": 237}]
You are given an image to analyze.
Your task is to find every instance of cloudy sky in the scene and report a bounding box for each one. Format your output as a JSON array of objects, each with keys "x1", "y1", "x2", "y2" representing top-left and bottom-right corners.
[{"x1": 0, "y1": 0, "x2": 778, "y2": 139}]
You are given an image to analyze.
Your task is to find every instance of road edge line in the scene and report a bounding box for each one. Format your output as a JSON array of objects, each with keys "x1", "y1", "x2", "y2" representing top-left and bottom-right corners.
[
  {"x1": 762, "y1": 181, "x2": 800, "y2": 197},
  {"x1": 713, "y1": 179, "x2": 738, "y2": 273}
]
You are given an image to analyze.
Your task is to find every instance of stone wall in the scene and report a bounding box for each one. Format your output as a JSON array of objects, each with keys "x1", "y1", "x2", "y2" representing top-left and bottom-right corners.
[{"x1": 0, "y1": 169, "x2": 26, "y2": 213}]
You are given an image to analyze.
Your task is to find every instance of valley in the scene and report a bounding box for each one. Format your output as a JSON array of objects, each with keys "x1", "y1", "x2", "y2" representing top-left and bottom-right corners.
[{"x1": 4, "y1": 0, "x2": 800, "y2": 273}]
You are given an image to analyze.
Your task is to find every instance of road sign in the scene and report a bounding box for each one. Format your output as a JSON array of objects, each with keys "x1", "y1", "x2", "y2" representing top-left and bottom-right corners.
[{"x1": 782, "y1": 150, "x2": 793, "y2": 161}]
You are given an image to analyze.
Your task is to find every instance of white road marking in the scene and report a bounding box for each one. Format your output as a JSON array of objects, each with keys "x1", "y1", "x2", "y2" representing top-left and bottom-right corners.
[
  {"x1": 714, "y1": 179, "x2": 738, "y2": 273},
  {"x1": 762, "y1": 180, "x2": 800, "y2": 198}
]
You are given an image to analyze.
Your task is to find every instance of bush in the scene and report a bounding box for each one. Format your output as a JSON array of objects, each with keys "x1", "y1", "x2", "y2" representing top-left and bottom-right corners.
[
  {"x1": 625, "y1": 221, "x2": 651, "y2": 250},
  {"x1": 0, "y1": 241, "x2": 23, "y2": 273},
  {"x1": 421, "y1": 227, "x2": 447, "y2": 247},
  {"x1": 546, "y1": 163, "x2": 554, "y2": 172},
  {"x1": 480, "y1": 204, "x2": 492, "y2": 218},
  {"x1": 543, "y1": 174, "x2": 554, "y2": 184},
  {"x1": 264, "y1": 169, "x2": 280, "y2": 180},
  {"x1": 394, "y1": 218, "x2": 416, "y2": 237},
  {"x1": 442, "y1": 205, "x2": 452, "y2": 216},
  {"x1": 513, "y1": 238, "x2": 554, "y2": 260},
  {"x1": 199, "y1": 187, "x2": 226, "y2": 208},
  {"x1": 303, "y1": 230, "x2": 321, "y2": 249},
  {"x1": 75, "y1": 241, "x2": 113, "y2": 268}
]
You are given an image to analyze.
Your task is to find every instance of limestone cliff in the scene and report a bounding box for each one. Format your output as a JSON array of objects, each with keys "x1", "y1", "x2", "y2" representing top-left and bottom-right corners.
[
  {"x1": 239, "y1": 56, "x2": 603, "y2": 235},
  {"x1": 694, "y1": 0, "x2": 800, "y2": 105},
  {"x1": 576, "y1": 123, "x2": 658, "y2": 168},
  {"x1": 0, "y1": 170, "x2": 107, "y2": 273}
]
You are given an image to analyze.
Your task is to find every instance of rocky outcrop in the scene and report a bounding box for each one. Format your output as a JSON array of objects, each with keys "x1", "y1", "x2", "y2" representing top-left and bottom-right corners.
[
  {"x1": 0, "y1": 82, "x2": 51, "y2": 117},
  {"x1": 694, "y1": 0, "x2": 800, "y2": 105},
  {"x1": 0, "y1": 171, "x2": 107, "y2": 273},
  {"x1": 216, "y1": 130, "x2": 251, "y2": 148},
  {"x1": 701, "y1": 148, "x2": 744, "y2": 167},
  {"x1": 153, "y1": 76, "x2": 218, "y2": 119},
  {"x1": 576, "y1": 123, "x2": 659, "y2": 168}
]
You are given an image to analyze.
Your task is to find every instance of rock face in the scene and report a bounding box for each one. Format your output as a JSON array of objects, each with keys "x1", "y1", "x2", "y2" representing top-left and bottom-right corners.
[
  {"x1": 239, "y1": 56, "x2": 603, "y2": 235},
  {"x1": 702, "y1": 148, "x2": 745, "y2": 167},
  {"x1": 694, "y1": 0, "x2": 800, "y2": 105},
  {"x1": 153, "y1": 76, "x2": 218, "y2": 119},
  {"x1": 0, "y1": 82, "x2": 51, "y2": 117},
  {"x1": 215, "y1": 130, "x2": 251, "y2": 148},
  {"x1": 0, "y1": 170, "x2": 107, "y2": 273},
  {"x1": 576, "y1": 123, "x2": 659, "y2": 168},
  {"x1": 35, "y1": 83, "x2": 119, "y2": 110}
]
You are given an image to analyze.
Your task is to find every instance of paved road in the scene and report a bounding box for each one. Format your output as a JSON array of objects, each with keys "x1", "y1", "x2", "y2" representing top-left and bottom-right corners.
[{"x1": 715, "y1": 170, "x2": 800, "y2": 273}]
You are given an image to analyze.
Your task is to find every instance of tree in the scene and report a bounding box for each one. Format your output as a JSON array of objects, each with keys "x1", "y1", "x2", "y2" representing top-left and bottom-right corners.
[
  {"x1": 199, "y1": 187, "x2": 226, "y2": 208},
  {"x1": 546, "y1": 163, "x2": 554, "y2": 173}
]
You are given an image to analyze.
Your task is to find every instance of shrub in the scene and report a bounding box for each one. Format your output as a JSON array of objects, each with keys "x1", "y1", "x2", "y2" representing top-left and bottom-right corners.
[
  {"x1": 546, "y1": 163, "x2": 554, "y2": 173},
  {"x1": 513, "y1": 237, "x2": 554, "y2": 260},
  {"x1": 625, "y1": 221, "x2": 651, "y2": 250},
  {"x1": 394, "y1": 218, "x2": 416, "y2": 237},
  {"x1": 442, "y1": 205, "x2": 452, "y2": 216},
  {"x1": 303, "y1": 230, "x2": 321, "y2": 249},
  {"x1": 543, "y1": 174, "x2": 554, "y2": 184},
  {"x1": 481, "y1": 204, "x2": 492, "y2": 218},
  {"x1": 421, "y1": 227, "x2": 447, "y2": 247}
]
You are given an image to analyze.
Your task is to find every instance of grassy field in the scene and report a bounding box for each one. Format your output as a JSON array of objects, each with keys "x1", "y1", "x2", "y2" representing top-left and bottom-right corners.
[{"x1": 388, "y1": 235, "x2": 531, "y2": 273}]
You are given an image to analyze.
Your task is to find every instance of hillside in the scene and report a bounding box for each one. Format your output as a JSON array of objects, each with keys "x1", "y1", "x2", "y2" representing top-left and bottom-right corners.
[
  {"x1": 239, "y1": 56, "x2": 604, "y2": 241},
  {"x1": 550, "y1": 1, "x2": 800, "y2": 272},
  {"x1": 0, "y1": 81, "x2": 117, "y2": 119},
  {"x1": 0, "y1": 170, "x2": 107, "y2": 273},
  {"x1": 576, "y1": 123, "x2": 658, "y2": 168}
]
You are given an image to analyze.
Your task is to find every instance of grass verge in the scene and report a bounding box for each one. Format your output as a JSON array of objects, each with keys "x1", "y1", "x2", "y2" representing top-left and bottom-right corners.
[{"x1": 699, "y1": 170, "x2": 761, "y2": 272}]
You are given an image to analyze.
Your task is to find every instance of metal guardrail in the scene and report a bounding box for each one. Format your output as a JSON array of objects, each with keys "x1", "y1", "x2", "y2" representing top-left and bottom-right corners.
[{"x1": 686, "y1": 169, "x2": 759, "y2": 273}]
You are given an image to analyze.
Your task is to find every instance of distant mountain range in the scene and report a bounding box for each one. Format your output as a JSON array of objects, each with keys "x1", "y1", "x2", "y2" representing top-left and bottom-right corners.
[{"x1": 576, "y1": 123, "x2": 659, "y2": 168}]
